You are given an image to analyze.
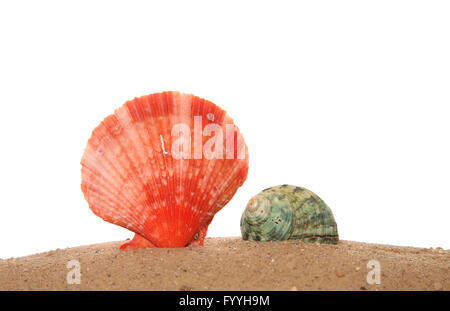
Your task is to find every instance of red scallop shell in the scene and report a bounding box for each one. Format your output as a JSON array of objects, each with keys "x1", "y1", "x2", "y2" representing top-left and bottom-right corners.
[{"x1": 81, "y1": 91, "x2": 249, "y2": 249}]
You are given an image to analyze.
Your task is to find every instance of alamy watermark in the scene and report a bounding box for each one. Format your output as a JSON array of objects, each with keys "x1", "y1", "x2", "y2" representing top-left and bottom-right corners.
[
  {"x1": 366, "y1": 259, "x2": 381, "y2": 285},
  {"x1": 66, "y1": 259, "x2": 81, "y2": 285},
  {"x1": 160, "y1": 115, "x2": 246, "y2": 160}
]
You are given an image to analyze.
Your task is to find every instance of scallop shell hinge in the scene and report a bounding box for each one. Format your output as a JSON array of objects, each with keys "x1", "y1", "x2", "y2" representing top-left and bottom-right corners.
[{"x1": 240, "y1": 185, "x2": 339, "y2": 244}]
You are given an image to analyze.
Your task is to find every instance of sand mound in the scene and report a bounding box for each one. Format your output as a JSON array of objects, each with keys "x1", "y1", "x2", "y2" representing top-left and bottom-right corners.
[{"x1": 0, "y1": 237, "x2": 448, "y2": 290}]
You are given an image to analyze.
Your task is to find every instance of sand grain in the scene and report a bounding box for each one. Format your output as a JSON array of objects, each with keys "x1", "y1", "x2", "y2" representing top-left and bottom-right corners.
[{"x1": 0, "y1": 237, "x2": 448, "y2": 291}]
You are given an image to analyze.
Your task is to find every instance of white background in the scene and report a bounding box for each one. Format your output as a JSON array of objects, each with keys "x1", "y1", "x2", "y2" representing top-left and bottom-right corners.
[{"x1": 1, "y1": 1, "x2": 449, "y2": 259}]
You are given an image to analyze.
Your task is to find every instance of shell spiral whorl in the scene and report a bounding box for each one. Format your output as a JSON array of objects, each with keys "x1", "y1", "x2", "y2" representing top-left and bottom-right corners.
[
  {"x1": 240, "y1": 185, "x2": 339, "y2": 244},
  {"x1": 243, "y1": 196, "x2": 273, "y2": 226}
]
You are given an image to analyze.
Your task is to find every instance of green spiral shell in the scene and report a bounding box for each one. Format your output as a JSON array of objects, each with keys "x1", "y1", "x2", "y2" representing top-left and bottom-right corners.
[{"x1": 240, "y1": 185, "x2": 339, "y2": 244}]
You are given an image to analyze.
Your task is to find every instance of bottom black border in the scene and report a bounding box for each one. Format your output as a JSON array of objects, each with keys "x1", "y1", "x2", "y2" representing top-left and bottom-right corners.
[{"x1": 1, "y1": 291, "x2": 446, "y2": 309}]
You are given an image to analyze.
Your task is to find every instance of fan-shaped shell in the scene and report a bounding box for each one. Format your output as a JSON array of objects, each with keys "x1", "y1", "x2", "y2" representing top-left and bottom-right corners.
[
  {"x1": 81, "y1": 91, "x2": 249, "y2": 248},
  {"x1": 240, "y1": 185, "x2": 338, "y2": 244}
]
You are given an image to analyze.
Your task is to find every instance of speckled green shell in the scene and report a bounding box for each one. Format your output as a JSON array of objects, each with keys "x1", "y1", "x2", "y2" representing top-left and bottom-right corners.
[{"x1": 240, "y1": 185, "x2": 339, "y2": 244}]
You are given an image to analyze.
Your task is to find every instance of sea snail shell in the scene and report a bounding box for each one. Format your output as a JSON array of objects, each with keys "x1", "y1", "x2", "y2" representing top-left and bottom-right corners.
[{"x1": 240, "y1": 185, "x2": 339, "y2": 244}]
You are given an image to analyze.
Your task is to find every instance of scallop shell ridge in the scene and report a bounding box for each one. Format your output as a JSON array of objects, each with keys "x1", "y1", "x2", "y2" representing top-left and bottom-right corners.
[{"x1": 81, "y1": 91, "x2": 249, "y2": 248}]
